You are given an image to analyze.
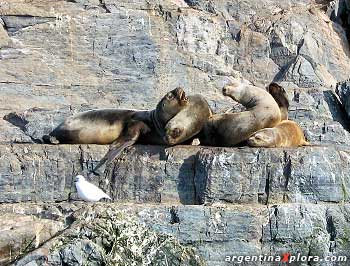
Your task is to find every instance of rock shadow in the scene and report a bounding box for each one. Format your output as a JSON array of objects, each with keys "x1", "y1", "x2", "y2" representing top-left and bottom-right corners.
[
  {"x1": 177, "y1": 154, "x2": 199, "y2": 205},
  {"x1": 323, "y1": 90, "x2": 350, "y2": 132}
]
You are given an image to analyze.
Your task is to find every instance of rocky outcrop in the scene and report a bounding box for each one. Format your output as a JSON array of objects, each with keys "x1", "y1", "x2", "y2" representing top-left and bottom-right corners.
[
  {"x1": 1, "y1": 0, "x2": 350, "y2": 145},
  {"x1": 0, "y1": 203, "x2": 349, "y2": 266},
  {"x1": 0, "y1": 144, "x2": 349, "y2": 265},
  {"x1": 1, "y1": 0, "x2": 350, "y2": 265},
  {"x1": 336, "y1": 80, "x2": 350, "y2": 120},
  {"x1": 1, "y1": 144, "x2": 350, "y2": 205},
  {"x1": 12, "y1": 205, "x2": 205, "y2": 266}
]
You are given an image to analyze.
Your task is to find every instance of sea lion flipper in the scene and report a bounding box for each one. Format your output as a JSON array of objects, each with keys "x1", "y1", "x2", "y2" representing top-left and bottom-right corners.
[
  {"x1": 42, "y1": 134, "x2": 60, "y2": 144},
  {"x1": 91, "y1": 120, "x2": 150, "y2": 174},
  {"x1": 91, "y1": 139, "x2": 134, "y2": 174},
  {"x1": 107, "y1": 139, "x2": 135, "y2": 162}
]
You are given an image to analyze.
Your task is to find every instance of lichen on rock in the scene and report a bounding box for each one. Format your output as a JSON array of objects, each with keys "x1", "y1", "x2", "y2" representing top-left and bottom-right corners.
[{"x1": 16, "y1": 206, "x2": 205, "y2": 266}]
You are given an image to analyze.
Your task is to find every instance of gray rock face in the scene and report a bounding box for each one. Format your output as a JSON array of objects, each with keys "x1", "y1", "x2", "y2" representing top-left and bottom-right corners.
[
  {"x1": 1, "y1": 0, "x2": 350, "y2": 265},
  {"x1": 0, "y1": 0, "x2": 350, "y2": 145},
  {"x1": 1, "y1": 144, "x2": 349, "y2": 206},
  {"x1": 196, "y1": 146, "x2": 350, "y2": 205},
  {"x1": 2, "y1": 203, "x2": 349, "y2": 266}
]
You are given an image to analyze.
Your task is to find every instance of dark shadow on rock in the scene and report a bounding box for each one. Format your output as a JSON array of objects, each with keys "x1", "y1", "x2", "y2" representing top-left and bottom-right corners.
[
  {"x1": 323, "y1": 90, "x2": 350, "y2": 132},
  {"x1": 271, "y1": 59, "x2": 293, "y2": 83},
  {"x1": 193, "y1": 150, "x2": 207, "y2": 205},
  {"x1": 3, "y1": 107, "x2": 71, "y2": 143},
  {"x1": 177, "y1": 153, "x2": 200, "y2": 205},
  {"x1": 3, "y1": 112, "x2": 40, "y2": 143}
]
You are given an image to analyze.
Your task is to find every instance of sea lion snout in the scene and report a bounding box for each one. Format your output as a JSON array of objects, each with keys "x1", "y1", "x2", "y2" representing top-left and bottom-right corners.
[
  {"x1": 248, "y1": 129, "x2": 278, "y2": 147},
  {"x1": 222, "y1": 85, "x2": 229, "y2": 96},
  {"x1": 222, "y1": 81, "x2": 240, "y2": 96},
  {"x1": 174, "y1": 87, "x2": 188, "y2": 105},
  {"x1": 165, "y1": 127, "x2": 183, "y2": 145}
]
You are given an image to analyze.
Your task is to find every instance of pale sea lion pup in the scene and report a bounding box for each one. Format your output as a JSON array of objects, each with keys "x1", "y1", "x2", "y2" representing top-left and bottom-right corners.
[
  {"x1": 199, "y1": 78, "x2": 281, "y2": 146},
  {"x1": 247, "y1": 120, "x2": 309, "y2": 148}
]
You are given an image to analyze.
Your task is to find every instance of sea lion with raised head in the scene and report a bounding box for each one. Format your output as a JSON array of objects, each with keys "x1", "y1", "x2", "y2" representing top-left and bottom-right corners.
[
  {"x1": 44, "y1": 87, "x2": 189, "y2": 145},
  {"x1": 267, "y1": 82, "x2": 289, "y2": 120},
  {"x1": 199, "y1": 78, "x2": 281, "y2": 146},
  {"x1": 45, "y1": 87, "x2": 211, "y2": 173},
  {"x1": 247, "y1": 120, "x2": 309, "y2": 147},
  {"x1": 248, "y1": 82, "x2": 309, "y2": 148}
]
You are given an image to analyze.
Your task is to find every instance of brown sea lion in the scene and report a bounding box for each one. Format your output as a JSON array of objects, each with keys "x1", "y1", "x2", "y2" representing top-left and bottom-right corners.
[
  {"x1": 199, "y1": 78, "x2": 281, "y2": 146},
  {"x1": 164, "y1": 94, "x2": 212, "y2": 145},
  {"x1": 45, "y1": 87, "x2": 189, "y2": 145},
  {"x1": 267, "y1": 82, "x2": 289, "y2": 120},
  {"x1": 94, "y1": 93, "x2": 212, "y2": 172},
  {"x1": 45, "y1": 87, "x2": 211, "y2": 173},
  {"x1": 247, "y1": 120, "x2": 309, "y2": 147}
]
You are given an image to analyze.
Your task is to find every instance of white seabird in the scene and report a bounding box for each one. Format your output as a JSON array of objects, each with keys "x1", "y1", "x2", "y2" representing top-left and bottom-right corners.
[{"x1": 74, "y1": 175, "x2": 111, "y2": 202}]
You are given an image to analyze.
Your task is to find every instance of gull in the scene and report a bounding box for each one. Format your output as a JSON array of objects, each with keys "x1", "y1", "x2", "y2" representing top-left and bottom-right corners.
[{"x1": 74, "y1": 175, "x2": 111, "y2": 202}]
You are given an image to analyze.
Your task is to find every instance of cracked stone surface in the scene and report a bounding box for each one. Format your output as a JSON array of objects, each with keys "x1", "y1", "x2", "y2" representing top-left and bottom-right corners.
[
  {"x1": 0, "y1": 203, "x2": 348, "y2": 266},
  {"x1": 1, "y1": 144, "x2": 350, "y2": 206},
  {"x1": 1, "y1": 0, "x2": 350, "y2": 265}
]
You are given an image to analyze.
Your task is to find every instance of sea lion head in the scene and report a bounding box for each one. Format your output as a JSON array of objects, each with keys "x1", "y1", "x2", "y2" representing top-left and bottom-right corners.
[
  {"x1": 156, "y1": 87, "x2": 189, "y2": 124},
  {"x1": 267, "y1": 83, "x2": 289, "y2": 108},
  {"x1": 247, "y1": 129, "x2": 276, "y2": 147},
  {"x1": 222, "y1": 78, "x2": 245, "y2": 102},
  {"x1": 164, "y1": 127, "x2": 184, "y2": 145}
]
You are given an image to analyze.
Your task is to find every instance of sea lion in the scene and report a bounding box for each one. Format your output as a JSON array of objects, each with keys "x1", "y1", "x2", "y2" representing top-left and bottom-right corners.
[
  {"x1": 45, "y1": 87, "x2": 189, "y2": 145},
  {"x1": 267, "y1": 82, "x2": 289, "y2": 120},
  {"x1": 45, "y1": 87, "x2": 211, "y2": 173},
  {"x1": 164, "y1": 94, "x2": 212, "y2": 145},
  {"x1": 93, "y1": 93, "x2": 212, "y2": 173},
  {"x1": 247, "y1": 120, "x2": 309, "y2": 147},
  {"x1": 199, "y1": 78, "x2": 281, "y2": 146}
]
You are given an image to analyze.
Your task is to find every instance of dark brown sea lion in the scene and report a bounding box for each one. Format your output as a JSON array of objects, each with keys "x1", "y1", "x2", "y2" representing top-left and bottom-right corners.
[
  {"x1": 199, "y1": 78, "x2": 282, "y2": 146},
  {"x1": 45, "y1": 87, "x2": 211, "y2": 173},
  {"x1": 247, "y1": 120, "x2": 309, "y2": 147},
  {"x1": 93, "y1": 93, "x2": 212, "y2": 172},
  {"x1": 267, "y1": 82, "x2": 289, "y2": 120}
]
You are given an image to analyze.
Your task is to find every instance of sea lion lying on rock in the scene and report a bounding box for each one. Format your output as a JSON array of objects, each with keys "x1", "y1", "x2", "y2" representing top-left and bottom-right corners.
[
  {"x1": 164, "y1": 94, "x2": 212, "y2": 145},
  {"x1": 247, "y1": 120, "x2": 309, "y2": 147},
  {"x1": 248, "y1": 82, "x2": 309, "y2": 148},
  {"x1": 44, "y1": 87, "x2": 189, "y2": 145},
  {"x1": 198, "y1": 78, "x2": 281, "y2": 146},
  {"x1": 45, "y1": 87, "x2": 211, "y2": 172}
]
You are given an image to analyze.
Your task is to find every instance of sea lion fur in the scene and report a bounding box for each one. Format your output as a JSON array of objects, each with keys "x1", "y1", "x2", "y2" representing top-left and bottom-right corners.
[
  {"x1": 267, "y1": 82, "x2": 289, "y2": 120},
  {"x1": 247, "y1": 120, "x2": 309, "y2": 148},
  {"x1": 199, "y1": 78, "x2": 282, "y2": 146}
]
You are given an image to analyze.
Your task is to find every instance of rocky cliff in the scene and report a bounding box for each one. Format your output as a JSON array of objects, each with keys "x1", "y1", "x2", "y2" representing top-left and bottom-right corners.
[{"x1": 1, "y1": 0, "x2": 350, "y2": 265}]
